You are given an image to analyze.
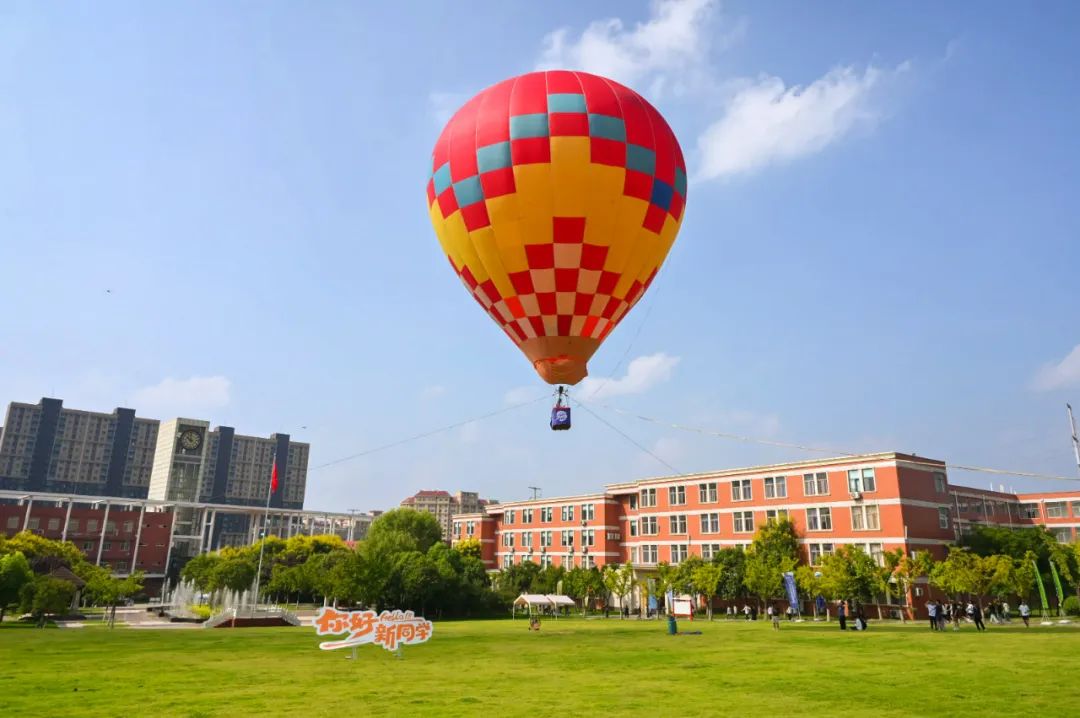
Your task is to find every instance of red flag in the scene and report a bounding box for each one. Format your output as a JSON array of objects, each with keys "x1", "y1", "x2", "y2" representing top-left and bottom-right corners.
[{"x1": 270, "y1": 461, "x2": 279, "y2": 493}]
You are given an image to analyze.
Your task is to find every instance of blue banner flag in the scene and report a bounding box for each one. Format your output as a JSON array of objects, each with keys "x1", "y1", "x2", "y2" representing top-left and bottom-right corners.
[{"x1": 782, "y1": 572, "x2": 799, "y2": 612}]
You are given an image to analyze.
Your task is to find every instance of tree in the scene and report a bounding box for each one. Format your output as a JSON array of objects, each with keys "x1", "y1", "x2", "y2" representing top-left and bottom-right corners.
[
  {"x1": 367, "y1": 509, "x2": 444, "y2": 554},
  {"x1": 743, "y1": 519, "x2": 799, "y2": 607},
  {"x1": 85, "y1": 570, "x2": 145, "y2": 628},
  {"x1": 889, "y1": 549, "x2": 934, "y2": 620},
  {"x1": 713, "y1": 548, "x2": 747, "y2": 602},
  {"x1": 180, "y1": 553, "x2": 221, "y2": 592},
  {"x1": 563, "y1": 567, "x2": 604, "y2": 614},
  {"x1": 691, "y1": 562, "x2": 723, "y2": 620},
  {"x1": 0, "y1": 551, "x2": 33, "y2": 622},
  {"x1": 19, "y1": 576, "x2": 75, "y2": 627},
  {"x1": 208, "y1": 554, "x2": 257, "y2": 593},
  {"x1": 455, "y1": 537, "x2": 482, "y2": 560},
  {"x1": 818, "y1": 545, "x2": 886, "y2": 606},
  {"x1": 794, "y1": 565, "x2": 824, "y2": 616},
  {"x1": 602, "y1": 563, "x2": 635, "y2": 617}
]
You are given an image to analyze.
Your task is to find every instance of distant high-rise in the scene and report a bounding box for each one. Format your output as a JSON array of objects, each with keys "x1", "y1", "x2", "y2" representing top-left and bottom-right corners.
[
  {"x1": 0, "y1": 398, "x2": 159, "y2": 498},
  {"x1": 400, "y1": 489, "x2": 496, "y2": 542}
]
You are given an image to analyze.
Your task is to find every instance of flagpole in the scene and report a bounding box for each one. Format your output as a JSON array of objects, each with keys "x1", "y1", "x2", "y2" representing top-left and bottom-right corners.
[{"x1": 253, "y1": 454, "x2": 276, "y2": 611}]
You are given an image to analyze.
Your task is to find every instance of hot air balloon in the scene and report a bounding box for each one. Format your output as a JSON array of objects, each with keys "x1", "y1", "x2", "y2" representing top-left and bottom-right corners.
[{"x1": 426, "y1": 70, "x2": 687, "y2": 388}]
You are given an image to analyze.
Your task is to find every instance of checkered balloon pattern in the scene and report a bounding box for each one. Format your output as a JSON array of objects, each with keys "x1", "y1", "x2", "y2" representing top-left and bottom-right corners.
[{"x1": 427, "y1": 70, "x2": 687, "y2": 384}]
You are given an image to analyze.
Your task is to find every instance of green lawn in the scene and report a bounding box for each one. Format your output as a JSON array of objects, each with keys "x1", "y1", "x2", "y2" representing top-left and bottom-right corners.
[{"x1": 2, "y1": 618, "x2": 1078, "y2": 717}]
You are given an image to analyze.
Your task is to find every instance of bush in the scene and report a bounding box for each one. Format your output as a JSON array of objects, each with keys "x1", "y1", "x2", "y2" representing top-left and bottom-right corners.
[
  {"x1": 190, "y1": 604, "x2": 213, "y2": 620},
  {"x1": 1063, "y1": 596, "x2": 1080, "y2": 617}
]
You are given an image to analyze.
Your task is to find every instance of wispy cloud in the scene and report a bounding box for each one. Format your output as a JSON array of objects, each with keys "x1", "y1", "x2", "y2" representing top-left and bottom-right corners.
[
  {"x1": 429, "y1": 91, "x2": 469, "y2": 128},
  {"x1": 420, "y1": 385, "x2": 448, "y2": 400},
  {"x1": 696, "y1": 64, "x2": 905, "y2": 181},
  {"x1": 131, "y1": 375, "x2": 231, "y2": 417},
  {"x1": 503, "y1": 385, "x2": 541, "y2": 406},
  {"x1": 533, "y1": 0, "x2": 907, "y2": 181},
  {"x1": 578, "y1": 352, "x2": 680, "y2": 400},
  {"x1": 537, "y1": 0, "x2": 719, "y2": 94},
  {"x1": 1032, "y1": 344, "x2": 1080, "y2": 391}
]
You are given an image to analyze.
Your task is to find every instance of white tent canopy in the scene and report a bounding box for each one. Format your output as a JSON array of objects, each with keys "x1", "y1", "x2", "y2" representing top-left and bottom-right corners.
[{"x1": 513, "y1": 593, "x2": 577, "y2": 617}]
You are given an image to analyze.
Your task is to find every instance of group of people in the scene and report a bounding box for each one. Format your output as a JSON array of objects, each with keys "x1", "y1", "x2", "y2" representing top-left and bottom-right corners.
[
  {"x1": 835, "y1": 600, "x2": 869, "y2": 631},
  {"x1": 925, "y1": 599, "x2": 1033, "y2": 630}
]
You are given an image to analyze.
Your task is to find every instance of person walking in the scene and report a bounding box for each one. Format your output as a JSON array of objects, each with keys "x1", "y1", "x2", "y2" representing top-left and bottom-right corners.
[
  {"x1": 970, "y1": 602, "x2": 986, "y2": 632},
  {"x1": 1019, "y1": 601, "x2": 1031, "y2": 627},
  {"x1": 838, "y1": 601, "x2": 847, "y2": 631},
  {"x1": 951, "y1": 602, "x2": 962, "y2": 631},
  {"x1": 769, "y1": 604, "x2": 780, "y2": 630},
  {"x1": 927, "y1": 600, "x2": 938, "y2": 631}
]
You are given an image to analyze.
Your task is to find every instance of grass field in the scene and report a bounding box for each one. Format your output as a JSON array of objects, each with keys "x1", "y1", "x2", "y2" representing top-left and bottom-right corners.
[{"x1": 2, "y1": 618, "x2": 1078, "y2": 717}]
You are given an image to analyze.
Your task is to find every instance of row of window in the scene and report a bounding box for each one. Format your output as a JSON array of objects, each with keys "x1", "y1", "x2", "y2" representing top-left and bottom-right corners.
[
  {"x1": 627, "y1": 541, "x2": 887, "y2": 567},
  {"x1": 501, "y1": 504, "x2": 597, "y2": 525},
  {"x1": 502, "y1": 554, "x2": 597, "y2": 569},
  {"x1": 501, "y1": 529, "x2": 597, "y2": 548},
  {"x1": 627, "y1": 506, "x2": 880, "y2": 536},
  {"x1": 630, "y1": 469, "x2": 880, "y2": 509},
  {"x1": 6, "y1": 516, "x2": 168, "y2": 533}
]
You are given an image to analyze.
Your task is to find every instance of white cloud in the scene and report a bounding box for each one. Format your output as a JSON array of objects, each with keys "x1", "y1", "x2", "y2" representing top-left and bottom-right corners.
[
  {"x1": 429, "y1": 91, "x2": 469, "y2": 128},
  {"x1": 696, "y1": 64, "x2": 902, "y2": 181},
  {"x1": 578, "y1": 352, "x2": 680, "y2": 400},
  {"x1": 420, "y1": 385, "x2": 447, "y2": 400},
  {"x1": 503, "y1": 385, "x2": 540, "y2": 406},
  {"x1": 131, "y1": 376, "x2": 231, "y2": 417},
  {"x1": 536, "y1": 0, "x2": 718, "y2": 92},
  {"x1": 1032, "y1": 344, "x2": 1080, "y2": 391}
]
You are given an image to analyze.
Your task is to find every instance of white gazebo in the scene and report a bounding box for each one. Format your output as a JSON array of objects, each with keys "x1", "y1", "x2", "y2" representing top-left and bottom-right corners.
[{"x1": 513, "y1": 593, "x2": 576, "y2": 618}]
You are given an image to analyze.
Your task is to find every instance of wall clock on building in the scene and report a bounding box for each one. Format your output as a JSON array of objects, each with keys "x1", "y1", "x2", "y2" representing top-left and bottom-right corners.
[{"x1": 179, "y1": 429, "x2": 202, "y2": 451}]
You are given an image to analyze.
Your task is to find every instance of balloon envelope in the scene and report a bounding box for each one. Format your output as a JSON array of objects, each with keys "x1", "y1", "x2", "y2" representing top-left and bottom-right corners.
[{"x1": 426, "y1": 70, "x2": 687, "y2": 384}]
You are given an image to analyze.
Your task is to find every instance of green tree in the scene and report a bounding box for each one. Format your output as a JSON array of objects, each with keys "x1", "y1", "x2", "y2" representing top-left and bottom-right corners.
[
  {"x1": 818, "y1": 545, "x2": 885, "y2": 605},
  {"x1": 208, "y1": 554, "x2": 257, "y2": 593},
  {"x1": 180, "y1": 553, "x2": 221, "y2": 592},
  {"x1": 794, "y1": 565, "x2": 824, "y2": 616},
  {"x1": 0, "y1": 551, "x2": 34, "y2": 622},
  {"x1": 691, "y1": 561, "x2": 723, "y2": 620},
  {"x1": 85, "y1": 570, "x2": 145, "y2": 628},
  {"x1": 367, "y1": 509, "x2": 444, "y2": 554},
  {"x1": 19, "y1": 576, "x2": 75, "y2": 627},
  {"x1": 888, "y1": 549, "x2": 934, "y2": 620},
  {"x1": 743, "y1": 519, "x2": 799, "y2": 607},
  {"x1": 713, "y1": 548, "x2": 747, "y2": 601},
  {"x1": 602, "y1": 563, "x2": 635, "y2": 617},
  {"x1": 455, "y1": 537, "x2": 482, "y2": 560}
]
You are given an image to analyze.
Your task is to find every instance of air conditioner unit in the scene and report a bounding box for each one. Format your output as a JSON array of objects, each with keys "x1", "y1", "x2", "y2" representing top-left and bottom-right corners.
[{"x1": 851, "y1": 492, "x2": 862, "y2": 501}]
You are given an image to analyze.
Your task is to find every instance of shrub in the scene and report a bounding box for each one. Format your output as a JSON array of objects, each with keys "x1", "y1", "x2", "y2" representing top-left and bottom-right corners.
[
  {"x1": 1063, "y1": 596, "x2": 1080, "y2": 617},
  {"x1": 190, "y1": 604, "x2": 213, "y2": 620}
]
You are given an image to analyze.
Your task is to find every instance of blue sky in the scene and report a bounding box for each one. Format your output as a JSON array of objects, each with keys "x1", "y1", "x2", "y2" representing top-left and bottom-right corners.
[{"x1": 2, "y1": 1, "x2": 1079, "y2": 512}]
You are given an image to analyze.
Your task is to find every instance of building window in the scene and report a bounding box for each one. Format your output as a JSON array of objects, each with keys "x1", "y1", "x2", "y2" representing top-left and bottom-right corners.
[
  {"x1": 668, "y1": 486, "x2": 686, "y2": 506},
  {"x1": 123, "y1": 520, "x2": 134, "y2": 533},
  {"x1": 582, "y1": 504, "x2": 595, "y2": 521},
  {"x1": 641, "y1": 545, "x2": 658, "y2": 564},
  {"x1": 87, "y1": 519, "x2": 99, "y2": 533},
  {"x1": 848, "y1": 468, "x2": 877, "y2": 493},
  {"x1": 765, "y1": 509, "x2": 789, "y2": 523},
  {"x1": 5, "y1": 516, "x2": 18, "y2": 529},
  {"x1": 582, "y1": 529, "x2": 595, "y2": 547},
  {"x1": 28, "y1": 517, "x2": 40, "y2": 530},
  {"x1": 699, "y1": 482, "x2": 718, "y2": 503},
  {"x1": 933, "y1": 472, "x2": 947, "y2": 493},
  {"x1": 69, "y1": 519, "x2": 80, "y2": 532},
  {"x1": 1052, "y1": 528, "x2": 1072, "y2": 543},
  {"x1": 466, "y1": 521, "x2": 475, "y2": 536},
  {"x1": 1072, "y1": 501, "x2": 1080, "y2": 517},
  {"x1": 523, "y1": 509, "x2": 534, "y2": 523},
  {"x1": 522, "y1": 532, "x2": 533, "y2": 547},
  {"x1": 540, "y1": 507, "x2": 553, "y2": 523},
  {"x1": 938, "y1": 507, "x2": 950, "y2": 529},
  {"x1": 803, "y1": 473, "x2": 829, "y2": 496},
  {"x1": 731, "y1": 479, "x2": 752, "y2": 502},
  {"x1": 851, "y1": 505, "x2": 880, "y2": 531},
  {"x1": 733, "y1": 511, "x2": 754, "y2": 533},
  {"x1": 764, "y1": 476, "x2": 787, "y2": 499},
  {"x1": 868, "y1": 543, "x2": 884, "y2": 566},
  {"x1": 808, "y1": 543, "x2": 835, "y2": 565},
  {"x1": 641, "y1": 516, "x2": 658, "y2": 535},
  {"x1": 103, "y1": 541, "x2": 112, "y2": 551},
  {"x1": 584, "y1": 555, "x2": 596, "y2": 569},
  {"x1": 640, "y1": 489, "x2": 657, "y2": 507},
  {"x1": 561, "y1": 505, "x2": 575, "y2": 522},
  {"x1": 806, "y1": 507, "x2": 832, "y2": 531},
  {"x1": 503, "y1": 555, "x2": 513, "y2": 568},
  {"x1": 561, "y1": 530, "x2": 573, "y2": 546},
  {"x1": 453, "y1": 521, "x2": 461, "y2": 536},
  {"x1": 1020, "y1": 504, "x2": 1040, "y2": 519},
  {"x1": 700, "y1": 513, "x2": 720, "y2": 534},
  {"x1": 671, "y1": 545, "x2": 689, "y2": 563},
  {"x1": 82, "y1": 542, "x2": 93, "y2": 551},
  {"x1": 669, "y1": 515, "x2": 687, "y2": 534},
  {"x1": 629, "y1": 494, "x2": 638, "y2": 510},
  {"x1": 540, "y1": 554, "x2": 552, "y2": 567},
  {"x1": 1045, "y1": 502, "x2": 1067, "y2": 518},
  {"x1": 503, "y1": 533, "x2": 514, "y2": 547},
  {"x1": 540, "y1": 531, "x2": 553, "y2": 547},
  {"x1": 629, "y1": 520, "x2": 638, "y2": 537},
  {"x1": 47, "y1": 518, "x2": 60, "y2": 531},
  {"x1": 505, "y1": 510, "x2": 515, "y2": 525},
  {"x1": 701, "y1": 544, "x2": 722, "y2": 560}
]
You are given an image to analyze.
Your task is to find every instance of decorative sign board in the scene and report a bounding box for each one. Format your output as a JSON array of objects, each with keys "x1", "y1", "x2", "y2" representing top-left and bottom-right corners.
[{"x1": 314, "y1": 607, "x2": 433, "y2": 652}]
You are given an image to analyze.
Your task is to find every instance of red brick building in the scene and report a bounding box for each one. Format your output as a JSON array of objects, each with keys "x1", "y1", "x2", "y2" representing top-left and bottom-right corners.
[{"x1": 452, "y1": 452, "x2": 1079, "y2": 577}]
